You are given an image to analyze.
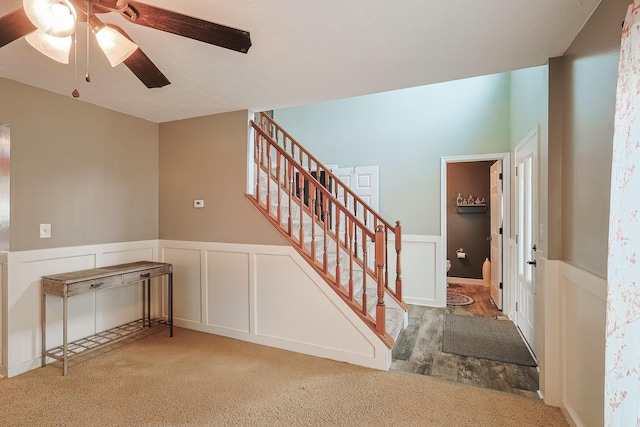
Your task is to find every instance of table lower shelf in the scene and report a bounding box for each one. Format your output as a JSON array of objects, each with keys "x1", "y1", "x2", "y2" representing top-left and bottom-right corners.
[{"x1": 43, "y1": 318, "x2": 169, "y2": 362}]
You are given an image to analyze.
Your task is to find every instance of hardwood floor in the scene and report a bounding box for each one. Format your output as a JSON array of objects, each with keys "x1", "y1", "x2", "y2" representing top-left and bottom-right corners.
[{"x1": 391, "y1": 283, "x2": 540, "y2": 399}]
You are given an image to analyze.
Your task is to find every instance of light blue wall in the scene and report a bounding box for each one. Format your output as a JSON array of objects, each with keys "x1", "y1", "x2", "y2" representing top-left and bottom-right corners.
[
  {"x1": 509, "y1": 65, "x2": 550, "y2": 251},
  {"x1": 510, "y1": 66, "x2": 548, "y2": 147},
  {"x1": 274, "y1": 73, "x2": 511, "y2": 235}
]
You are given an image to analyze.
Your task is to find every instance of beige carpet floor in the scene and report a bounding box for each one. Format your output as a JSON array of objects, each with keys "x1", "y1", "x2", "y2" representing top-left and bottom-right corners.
[{"x1": 0, "y1": 327, "x2": 568, "y2": 426}]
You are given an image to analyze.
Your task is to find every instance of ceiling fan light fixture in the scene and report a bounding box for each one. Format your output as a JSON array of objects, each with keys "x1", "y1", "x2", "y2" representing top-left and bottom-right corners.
[
  {"x1": 25, "y1": 29, "x2": 71, "y2": 63},
  {"x1": 89, "y1": 16, "x2": 138, "y2": 67},
  {"x1": 23, "y1": 0, "x2": 76, "y2": 37}
]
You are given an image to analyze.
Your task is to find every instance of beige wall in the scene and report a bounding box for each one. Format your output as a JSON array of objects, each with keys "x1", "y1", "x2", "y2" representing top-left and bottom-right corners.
[
  {"x1": 547, "y1": 58, "x2": 563, "y2": 261},
  {"x1": 0, "y1": 78, "x2": 159, "y2": 251},
  {"x1": 553, "y1": 0, "x2": 629, "y2": 278},
  {"x1": 158, "y1": 110, "x2": 285, "y2": 245}
]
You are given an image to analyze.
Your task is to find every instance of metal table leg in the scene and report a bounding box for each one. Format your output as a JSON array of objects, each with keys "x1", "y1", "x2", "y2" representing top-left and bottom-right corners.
[
  {"x1": 41, "y1": 292, "x2": 46, "y2": 367},
  {"x1": 147, "y1": 278, "x2": 151, "y2": 328},
  {"x1": 62, "y1": 293, "x2": 68, "y2": 376},
  {"x1": 169, "y1": 272, "x2": 173, "y2": 337},
  {"x1": 142, "y1": 280, "x2": 146, "y2": 327}
]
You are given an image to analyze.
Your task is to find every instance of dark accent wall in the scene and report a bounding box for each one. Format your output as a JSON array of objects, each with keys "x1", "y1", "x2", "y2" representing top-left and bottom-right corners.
[{"x1": 447, "y1": 161, "x2": 493, "y2": 279}]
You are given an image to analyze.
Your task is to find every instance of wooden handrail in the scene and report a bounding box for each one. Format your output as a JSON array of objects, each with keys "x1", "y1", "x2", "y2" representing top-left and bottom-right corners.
[
  {"x1": 253, "y1": 124, "x2": 374, "y2": 240},
  {"x1": 256, "y1": 112, "x2": 396, "y2": 233}
]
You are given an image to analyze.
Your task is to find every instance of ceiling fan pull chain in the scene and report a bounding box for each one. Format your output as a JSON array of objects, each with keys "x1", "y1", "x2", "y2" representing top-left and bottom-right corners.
[
  {"x1": 85, "y1": 1, "x2": 91, "y2": 83},
  {"x1": 72, "y1": 31, "x2": 79, "y2": 98}
]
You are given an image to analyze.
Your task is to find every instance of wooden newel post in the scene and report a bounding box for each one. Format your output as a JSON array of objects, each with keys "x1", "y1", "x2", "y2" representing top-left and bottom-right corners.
[
  {"x1": 395, "y1": 221, "x2": 402, "y2": 301},
  {"x1": 375, "y1": 225, "x2": 386, "y2": 335}
]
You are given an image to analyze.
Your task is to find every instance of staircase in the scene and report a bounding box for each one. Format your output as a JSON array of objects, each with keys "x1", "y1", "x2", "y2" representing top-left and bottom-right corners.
[{"x1": 246, "y1": 112, "x2": 407, "y2": 347}]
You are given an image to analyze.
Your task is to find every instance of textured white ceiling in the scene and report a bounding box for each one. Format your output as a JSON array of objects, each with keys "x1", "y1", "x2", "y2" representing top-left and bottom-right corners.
[{"x1": 0, "y1": 0, "x2": 601, "y2": 123}]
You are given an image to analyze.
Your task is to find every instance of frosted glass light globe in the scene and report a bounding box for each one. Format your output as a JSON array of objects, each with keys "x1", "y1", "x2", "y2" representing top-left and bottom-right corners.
[{"x1": 23, "y1": 0, "x2": 77, "y2": 37}]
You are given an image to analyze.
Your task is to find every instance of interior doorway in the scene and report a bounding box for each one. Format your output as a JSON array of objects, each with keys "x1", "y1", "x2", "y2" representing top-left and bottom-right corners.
[
  {"x1": 440, "y1": 153, "x2": 511, "y2": 311},
  {"x1": 446, "y1": 161, "x2": 494, "y2": 285}
]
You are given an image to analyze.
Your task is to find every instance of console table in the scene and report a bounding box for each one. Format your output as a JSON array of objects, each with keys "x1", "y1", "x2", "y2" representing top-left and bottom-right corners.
[{"x1": 41, "y1": 261, "x2": 173, "y2": 375}]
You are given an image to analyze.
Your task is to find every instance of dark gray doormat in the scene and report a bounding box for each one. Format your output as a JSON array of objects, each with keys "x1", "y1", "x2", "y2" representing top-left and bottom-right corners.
[{"x1": 442, "y1": 314, "x2": 537, "y2": 367}]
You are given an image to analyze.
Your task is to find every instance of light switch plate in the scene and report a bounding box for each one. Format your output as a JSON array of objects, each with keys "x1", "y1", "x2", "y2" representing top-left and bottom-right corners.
[
  {"x1": 40, "y1": 223, "x2": 51, "y2": 239},
  {"x1": 194, "y1": 199, "x2": 204, "y2": 208}
]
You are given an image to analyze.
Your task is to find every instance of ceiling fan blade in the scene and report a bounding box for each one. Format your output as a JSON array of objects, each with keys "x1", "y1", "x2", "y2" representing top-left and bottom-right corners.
[
  {"x1": 0, "y1": 9, "x2": 37, "y2": 48},
  {"x1": 110, "y1": 24, "x2": 170, "y2": 88},
  {"x1": 124, "y1": 48, "x2": 171, "y2": 88},
  {"x1": 127, "y1": 2, "x2": 251, "y2": 53}
]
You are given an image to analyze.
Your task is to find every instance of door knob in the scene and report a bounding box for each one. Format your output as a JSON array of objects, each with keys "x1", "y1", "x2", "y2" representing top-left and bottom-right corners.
[{"x1": 527, "y1": 260, "x2": 537, "y2": 266}]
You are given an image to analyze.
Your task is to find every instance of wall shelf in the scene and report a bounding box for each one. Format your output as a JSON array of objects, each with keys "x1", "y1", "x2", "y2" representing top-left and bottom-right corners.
[{"x1": 456, "y1": 204, "x2": 487, "y2": 213}]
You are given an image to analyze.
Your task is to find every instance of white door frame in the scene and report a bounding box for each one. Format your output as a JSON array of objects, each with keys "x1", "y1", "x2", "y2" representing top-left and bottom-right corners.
[
  {"x1": 440, "y1": 153, "x2": 511, "y2": 310},
  {"x1": 514, "y1": 126, "x2": 540, "y2": 356}
]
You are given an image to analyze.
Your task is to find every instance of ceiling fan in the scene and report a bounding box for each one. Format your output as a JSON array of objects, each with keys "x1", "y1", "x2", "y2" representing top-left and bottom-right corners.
[{"x1": 0, "y1": 0, "x2": 252, "y2": 89}]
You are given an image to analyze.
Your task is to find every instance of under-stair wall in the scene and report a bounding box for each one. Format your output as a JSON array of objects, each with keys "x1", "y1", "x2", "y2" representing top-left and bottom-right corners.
[{"x1": 158, "y1": 239, "x2": 394, "y2": 370}]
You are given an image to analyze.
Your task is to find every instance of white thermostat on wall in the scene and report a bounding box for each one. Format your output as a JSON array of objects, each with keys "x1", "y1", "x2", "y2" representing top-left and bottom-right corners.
[{"x1": 194, "y1": 199, "x2": 205, "y2": 208}]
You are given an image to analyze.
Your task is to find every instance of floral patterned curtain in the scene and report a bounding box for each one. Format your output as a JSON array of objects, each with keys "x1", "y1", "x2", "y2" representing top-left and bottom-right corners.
[{"x1": 606, "y1": 1, "x2": 640, "y2": 425}]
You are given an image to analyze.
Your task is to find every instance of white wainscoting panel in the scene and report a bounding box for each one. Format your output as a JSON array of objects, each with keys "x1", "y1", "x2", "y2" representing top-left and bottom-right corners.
[
  {"x1": 159, "y1": 240, "x2": 390, "y2": 370},
  {"x1": 400, "y1": 235, "x2": 443, "y2": 307},
  {"x1": 162, "y1": 247, "x2": 202, "y2": 326},
  {"x1": 206, "y1": 251, "x2": 250, "y2": 333},
  {"x1": 539, "y1": 257, "x2": 561, "y2": 407},
  {"x1": 6, "y1": 241, "x2": 158, "y2": 377},
  {"x1": 0, "y1": 256, "x2": 6, "y2": 375},
  {"x1": 254, "y1": 253, "x2": 375, "y2": 357},
  {"x1": 96, "y1": 243, "x2": 157, "y2": 332},
  {"x1": 559, "y1": 262, "x2": 606, "y2": 427}
]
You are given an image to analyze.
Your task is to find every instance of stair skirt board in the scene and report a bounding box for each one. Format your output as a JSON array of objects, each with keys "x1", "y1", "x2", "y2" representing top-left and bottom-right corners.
[{"x1": 254, "y1": 171, "x2": 406, "y2": 343}]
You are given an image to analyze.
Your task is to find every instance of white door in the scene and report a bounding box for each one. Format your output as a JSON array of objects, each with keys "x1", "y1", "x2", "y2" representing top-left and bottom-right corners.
[
  {"x1": 332, "y1": 165, "x2": 379, "y2": 210},
  {"x1": 332, "y1": 166, "x2": 379, "y2": 268},
  {"x1": 332, "y1": 165, "x2": 379, "y2": 228},
  {"x1": 489, "y1": 160, "x2": 503, "y2": 309},
  {"x1": 515, "y1": 128, "x2": 539, "y2": 356}
]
